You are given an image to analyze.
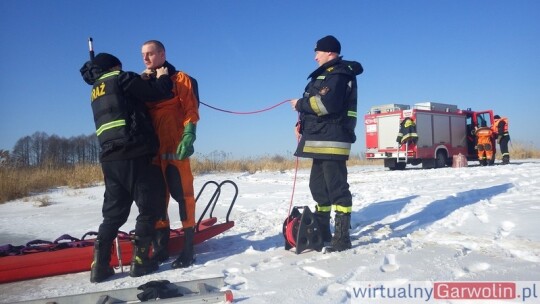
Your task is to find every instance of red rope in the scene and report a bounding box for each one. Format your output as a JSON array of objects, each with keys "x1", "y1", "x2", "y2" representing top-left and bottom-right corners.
[
  {"x1": 287, "y1": 113, "x2": 301, "y2": 216},
  {"x1": 200, "y1": 99, "x2": 301, "y2": 246},
  {"x1": 284, "y1": 114, "x2": 302, "y2": 246},
  {"x1": 200, "y1": 100, "x2": 290, "y2": 115}
]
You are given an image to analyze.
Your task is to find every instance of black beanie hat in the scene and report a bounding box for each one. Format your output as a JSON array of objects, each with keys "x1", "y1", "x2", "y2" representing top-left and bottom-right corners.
[
  {"x1": 494, "y1": 115, "x2": 500, "y2": 119},
  {"x1": 314, "y1": 35, "x2": 341, "y2": 54},
  {"x1": 92, "y1": 53, "x2": 122, "y2": 71}
]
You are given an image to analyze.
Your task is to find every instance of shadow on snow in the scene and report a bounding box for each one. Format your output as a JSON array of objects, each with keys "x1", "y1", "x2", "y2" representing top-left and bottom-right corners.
[{"x1": 352, "y1": 183, "x2": 513, "y2": 245}]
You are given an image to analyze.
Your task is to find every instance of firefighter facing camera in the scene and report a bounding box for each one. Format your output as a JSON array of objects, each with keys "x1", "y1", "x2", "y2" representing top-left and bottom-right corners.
[{"x1": 289, "y1": 35, "x2": 363, "y2": 252}]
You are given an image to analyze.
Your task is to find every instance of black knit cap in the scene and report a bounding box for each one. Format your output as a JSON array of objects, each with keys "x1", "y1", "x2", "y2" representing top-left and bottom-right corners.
[
  {"x1": 314, "y1": 35, "x2": 341, "y2": 54},
  {"x1": 92, "y1": 53, "x2": 122, "y2": 71}
]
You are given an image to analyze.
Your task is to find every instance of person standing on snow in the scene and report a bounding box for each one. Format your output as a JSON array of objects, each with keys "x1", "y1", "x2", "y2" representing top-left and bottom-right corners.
[
  {"x1": 289, "y1": 35, "x2": 363, "y2": 252},
  {"x1": 140, "y1": 40, "x2": 200, "y2": 268},
  {"x1": 80, "y1": 53, "x2": 172, "y2": 282},
  {"x1": 492, "y1": 114, "x2": 511, "y2": 164}
]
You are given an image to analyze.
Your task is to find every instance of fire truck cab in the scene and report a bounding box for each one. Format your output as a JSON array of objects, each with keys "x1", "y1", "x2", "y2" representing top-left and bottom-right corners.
[{"x1": 364, "y1": 102, "x2": 495, "y2": 170}]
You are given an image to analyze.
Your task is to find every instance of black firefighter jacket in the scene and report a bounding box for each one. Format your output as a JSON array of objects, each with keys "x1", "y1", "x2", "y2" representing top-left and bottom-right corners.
[
  {"x1": 80, "y1": 61, "x2": 173, "y2": 162},
  {"x1": 295, "y1": 57, "x2": 363, "y2": 160}
]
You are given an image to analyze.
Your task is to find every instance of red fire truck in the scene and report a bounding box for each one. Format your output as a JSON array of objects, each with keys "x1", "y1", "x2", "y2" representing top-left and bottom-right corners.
[{"x1": 364, "y1": 102, "x2": 495, "y2": 170}]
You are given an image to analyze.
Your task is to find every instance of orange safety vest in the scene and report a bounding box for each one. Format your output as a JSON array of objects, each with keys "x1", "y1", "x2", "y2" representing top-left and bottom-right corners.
[{"x1": 492, "y1": 117, "x2": 509, "y2": 136}]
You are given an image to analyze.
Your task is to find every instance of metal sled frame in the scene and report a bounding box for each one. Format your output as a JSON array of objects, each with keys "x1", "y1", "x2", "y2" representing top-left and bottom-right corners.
[
  {"x1": 16, "y1": 276, "x2": 233, "y2": 304},
  {"x1": 195, "y1": 180, "x2": 238, "y2": 233}
]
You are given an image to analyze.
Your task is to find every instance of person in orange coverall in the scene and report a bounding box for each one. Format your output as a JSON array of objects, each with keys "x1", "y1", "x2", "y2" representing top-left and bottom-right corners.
[
  {"x1": 475, "y1": 126, "x2": 494, "y2": 166},
  {"x1": 141, "y1": 40, "x2": 200, "y2": 269}
]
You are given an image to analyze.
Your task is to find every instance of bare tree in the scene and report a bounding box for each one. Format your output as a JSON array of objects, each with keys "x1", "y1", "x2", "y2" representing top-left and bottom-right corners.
[
  {"x1": 10, "y1": 132, "x2": 101, "y2": 167},
  {"x1": 30, "y1": 132, "x2": 49, "y2": 166},
  {"x1": 12, "y1": 136, "x2": 32, "y2": 167}
]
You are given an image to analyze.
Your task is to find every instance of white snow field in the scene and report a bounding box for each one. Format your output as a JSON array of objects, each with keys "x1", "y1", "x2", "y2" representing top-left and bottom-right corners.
[{"x1": 1, "y1": 160, "x2": 539, "y2": 303}]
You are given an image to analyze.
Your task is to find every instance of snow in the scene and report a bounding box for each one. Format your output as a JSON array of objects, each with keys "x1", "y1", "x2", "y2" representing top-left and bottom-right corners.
[{"x1": 1, "y1": 160, "x2": 540, "y2": 303}]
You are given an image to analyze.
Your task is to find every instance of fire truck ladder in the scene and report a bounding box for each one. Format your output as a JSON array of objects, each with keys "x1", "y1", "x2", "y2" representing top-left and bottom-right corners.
[{"x1": 397, "y1": 141, "x2": 409, "y2": 164}]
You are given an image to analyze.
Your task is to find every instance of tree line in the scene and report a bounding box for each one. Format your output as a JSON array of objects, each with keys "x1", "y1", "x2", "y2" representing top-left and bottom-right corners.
[{"x1": 0, "y1": 132, "x2": 99, "y2": 167}]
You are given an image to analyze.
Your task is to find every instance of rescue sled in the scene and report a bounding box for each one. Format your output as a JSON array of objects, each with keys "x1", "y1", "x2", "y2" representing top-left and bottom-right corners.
[{"x1": 0, "y1": 180, "x2": 238, "y2": 284}]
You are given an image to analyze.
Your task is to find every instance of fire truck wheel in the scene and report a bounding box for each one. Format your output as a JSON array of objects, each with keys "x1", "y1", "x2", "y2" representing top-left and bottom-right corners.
[{"x1": 435, "y1": 151, "x2": 448, "y2": 168}]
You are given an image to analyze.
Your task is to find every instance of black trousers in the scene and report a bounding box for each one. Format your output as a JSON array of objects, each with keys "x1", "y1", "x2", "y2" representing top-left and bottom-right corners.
[
  {"x1": 499, "y1": 135, "x2": 510, "y2": 156},
  {"x1": 309, "y1": 159, "x2": 352, "y2": 212},
  {"x1": 98, "y1": 156, "x2": 165, "y2": 242}
]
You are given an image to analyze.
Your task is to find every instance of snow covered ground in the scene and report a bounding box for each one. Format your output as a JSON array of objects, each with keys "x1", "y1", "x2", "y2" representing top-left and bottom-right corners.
[{"x1": 1, "y1": 160, "x2": 539, "y2": 303}]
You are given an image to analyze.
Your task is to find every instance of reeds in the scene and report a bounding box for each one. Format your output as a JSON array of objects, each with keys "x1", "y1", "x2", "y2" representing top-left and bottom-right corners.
[{"x1": 1, "y1": 142, "x2": 538, "y2": 204}]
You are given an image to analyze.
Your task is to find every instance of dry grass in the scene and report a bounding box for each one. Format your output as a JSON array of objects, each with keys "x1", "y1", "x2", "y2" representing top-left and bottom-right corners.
[
  {"x1": 1, "y1": 142, "x2": 538, "y2": 204},
  {"x1": 0, "y1": 165, "x2": 103, "y2": 204},
  {"x1": 190, "y1": 153, "x2": 379, "y2": 174}
]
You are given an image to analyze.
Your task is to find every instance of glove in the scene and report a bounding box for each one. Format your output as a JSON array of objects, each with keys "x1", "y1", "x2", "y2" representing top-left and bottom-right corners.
[
  {"x1": 155, "y1": 67, "x2": 169, "y2": 78},
  {"x1": 177, "y1": 123, "x2": 196, "y2": 160},
  {"x1": 294, "y1": 121, "x2": 302, "y2": 141}
]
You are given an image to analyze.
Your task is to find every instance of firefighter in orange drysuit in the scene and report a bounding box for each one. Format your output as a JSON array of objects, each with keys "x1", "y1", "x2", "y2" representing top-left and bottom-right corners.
[
  {"x1": 141, "y1": 40, "x2": 200, "y2": 269},
  {"x1": 475, "y1": 126, "x2": 494, "y2": 166}
]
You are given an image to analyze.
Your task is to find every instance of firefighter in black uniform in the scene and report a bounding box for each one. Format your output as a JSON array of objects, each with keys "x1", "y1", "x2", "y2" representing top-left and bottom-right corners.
[
  {"x1": 290, "y1": 35, "x2": 363, "y2": 252},
  {"x1": 492, "y1": 115, "x2": 511, "y2": 164},
  {"x1": 80, "y1": 53, "x2": 172, "y2": 282}
]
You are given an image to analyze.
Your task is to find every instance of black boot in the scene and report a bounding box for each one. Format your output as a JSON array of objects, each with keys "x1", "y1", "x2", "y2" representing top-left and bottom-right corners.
[
  {"x1": 129, "y1": 236, "x2": 158, "y2": 277},
  {"x1": 314, "y1": 211, "x2": 332, "y2": 243},
  {"x1": 152, "y1": 227, "x2": 170, "y2": 264},
  {"x1": 502, "y1": 155, "x2": 510, "y2": 165},
  {"x1": 171, "y1": 227, "x2": 195, "y2": 269},
  {"x1": 330, "y1": 212, "x2": 352, "y2": 252},
  {"x1": 90, "y1": 239, "x2": 114, "y2": 283}
]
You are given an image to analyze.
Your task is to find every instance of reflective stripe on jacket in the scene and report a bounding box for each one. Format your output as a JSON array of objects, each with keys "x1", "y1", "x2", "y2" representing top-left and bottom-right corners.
[
  {"x1": 91, "y1": 71, "x2": 129, "y2": 147},
  {"x1": 396, "y1": 117, "x2": 418, "y2": 144},
  {"x1": 295, "y1": 57, "x2": 363, "y2": 160}
]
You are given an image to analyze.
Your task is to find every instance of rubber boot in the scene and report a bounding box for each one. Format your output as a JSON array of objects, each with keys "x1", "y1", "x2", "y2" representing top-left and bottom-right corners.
[
  {"x1": 90, "y1": 239, "x2": 114, "y2": 283},
  {"x1": 314, "y1": 211, "x2": 332, "y2": 243},
  {"x1": 502, "y1": 155, "x2": 510, "y2": 165},
  {"x1": 152, "y1": 227, "x2": 170, "y2": 264},
  {"x1": 129, "y1": 236, "x2": 158, "y2": 277},
  {"x1": 330, "y1": 212, "x2": 352, "y2": 252},
  {"x1": 171, "y1": 227, "x2": 195, "y2": 269}
]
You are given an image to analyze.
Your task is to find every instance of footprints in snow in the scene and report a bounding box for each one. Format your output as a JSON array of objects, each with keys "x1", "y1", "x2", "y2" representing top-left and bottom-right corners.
[{"x1": 496, "y1": 221, "x2": 515, "y2": 239}]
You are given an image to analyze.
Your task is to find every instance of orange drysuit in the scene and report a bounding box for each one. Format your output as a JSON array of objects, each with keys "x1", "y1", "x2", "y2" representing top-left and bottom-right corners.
[
  {"x1": 475, "y1": 127, "x2": 493, "y2": 164},
  {"x1": 146, "y1": 63, "x2": 200, "y2": 229}
]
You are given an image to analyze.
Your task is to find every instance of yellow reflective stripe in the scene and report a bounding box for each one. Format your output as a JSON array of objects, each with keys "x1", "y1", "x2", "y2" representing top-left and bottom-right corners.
[
  {"x1": 98, "y1": 70, "x2": 120, "y2": 80},
  {"x1": 401, "y1": 133, "x2": 418, "y2": 141},
  {"x1": 303, "y1": 140, "x2": 351, "y2": 156},
  {"x1": 309, "y1": 96, "x2": 328, "y2": 116},
  {"x1": 333, "y1": 205, "x2": 352, "y2": 214},
  {"x1": 303, "y1": 146, "x2": 350, "y2": 155},
  {"x1": 96, "y1": 119, "x2": 126, "y2": 136},
  {"x1": 316, "y1": 205, "x2": 332, "y2": 212},
  {"x1": 404, "y1": 120, "x2": 415, "y2": 127},
  {"x1": 347, "y1": 111, "x2": 357, "y2": 118},
  {"x1": 316, "y1": 75, "x2": 326, "y2": 80}
]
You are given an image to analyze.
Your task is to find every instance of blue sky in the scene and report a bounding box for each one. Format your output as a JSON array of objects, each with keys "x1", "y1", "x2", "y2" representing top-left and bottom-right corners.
[{"x1": 1, "y1": 0, "x2": 539, "y2": 158}]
